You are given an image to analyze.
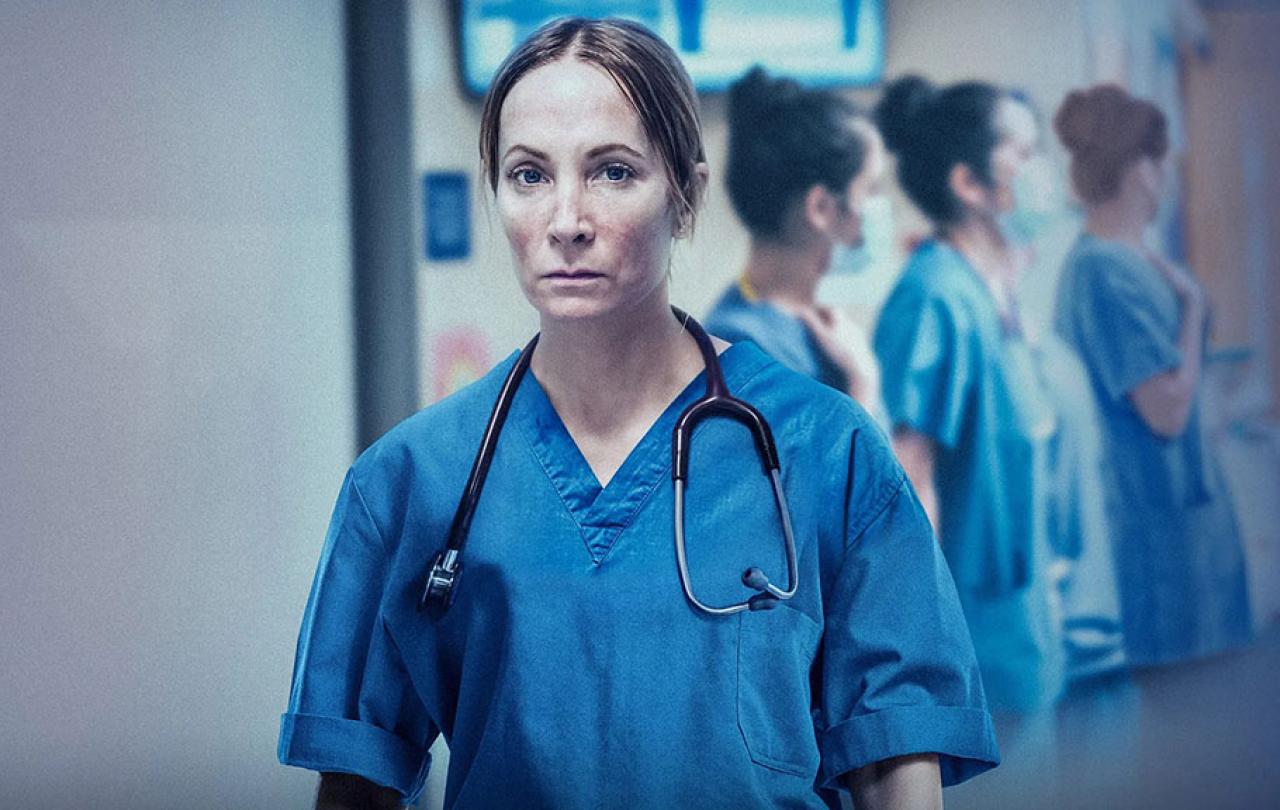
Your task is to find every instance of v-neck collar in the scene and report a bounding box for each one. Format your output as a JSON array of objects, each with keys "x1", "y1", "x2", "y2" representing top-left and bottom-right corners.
[{"x1": 509, "y1": 341, "x2": 768, "y2": 564}]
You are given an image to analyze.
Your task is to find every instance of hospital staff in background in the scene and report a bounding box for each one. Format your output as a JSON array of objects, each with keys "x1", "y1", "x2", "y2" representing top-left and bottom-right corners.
[
  {"x1": 1052, "y1": 84, "x2": 1253, "y2": 690},
  {"x1": 872, "y1": 75, "x2": 1064, "y2": 753},
  {"x1": 703, "y1": 66, "x2": 887, "y2": 423},
  {"x1": 277, "y1": 18, "x2": 999, "y2": 810}
]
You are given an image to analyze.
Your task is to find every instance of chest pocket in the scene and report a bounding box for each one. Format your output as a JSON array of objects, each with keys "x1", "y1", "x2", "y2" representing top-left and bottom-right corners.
[{"x1": 736, "y1": 606, "x2": 822, "y2": 776}]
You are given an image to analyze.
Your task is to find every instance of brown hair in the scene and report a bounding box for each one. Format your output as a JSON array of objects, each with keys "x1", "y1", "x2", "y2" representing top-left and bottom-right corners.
[
  {"x1": 478, "y1": 17, "x2": 706, "y2": 231},
  {"x1": 1054, "y1": 84, "x2": 1168, "y2": 205}
]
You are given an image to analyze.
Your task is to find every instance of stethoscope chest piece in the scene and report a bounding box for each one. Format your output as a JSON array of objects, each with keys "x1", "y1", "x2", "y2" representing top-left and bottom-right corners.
[{"x1": 419, "y1": 549, "x2": 461, "y2": 613}]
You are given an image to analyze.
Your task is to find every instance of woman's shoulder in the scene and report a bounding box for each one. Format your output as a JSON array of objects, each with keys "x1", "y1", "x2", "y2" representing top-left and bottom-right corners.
[
  {"x1": 1062, "y1": 234, "x2": 1149, "y2": 283},
  {"x1": 733, "y1": 344, "x2": 891, "y2": 461},
  {"x1": 1061, "y1": 235, "x2": 1170, "y2": 310},
  {"x1": 703, "y1": 282, "x2": 792, "y2": 345},
  {"x1": 880, "y1": 243, "x2": 981, "y2": 333}
]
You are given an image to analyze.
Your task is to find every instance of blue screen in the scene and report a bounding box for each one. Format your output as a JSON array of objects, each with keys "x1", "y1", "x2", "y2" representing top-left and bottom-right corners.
[{"x1": 458, "y1": 0, "x2": 883, "y2": 95}]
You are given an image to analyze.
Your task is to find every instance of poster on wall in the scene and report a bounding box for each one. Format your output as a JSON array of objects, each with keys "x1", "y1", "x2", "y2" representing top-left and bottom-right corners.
[
  {"x1": 457, "y1": 0, "x2": 883, "y2": 95},
  {"x1": 430, "y1": 326, "x2": 493, "y2": 402}
]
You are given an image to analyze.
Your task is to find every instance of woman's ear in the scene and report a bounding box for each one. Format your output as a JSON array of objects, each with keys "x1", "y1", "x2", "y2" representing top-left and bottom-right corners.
[
  {"x1": 674, "y1": 161, "x2": 710, "y2": 238},
  {"x1": 949, "y1": 162, "x2": 988, "y2": 211},
  {"x1": 802, "y1": 184, "x2": 840, "y2": 236}
]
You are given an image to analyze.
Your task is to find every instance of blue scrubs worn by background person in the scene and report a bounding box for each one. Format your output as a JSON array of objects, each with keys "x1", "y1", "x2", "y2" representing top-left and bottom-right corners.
[
  {"x1": 704, "y1": 67, "x2": 887, "y2": 425},
  {"x1": 1053, "y1": 85, "x2": 1252, "y2": 669},
  {"x1": 872, "y1": 76, "x2": 1065, "y2": 722},
  {"x1": 279, "y1": 18, "x2": 997, "y2": 810},
  {"x1": 280, "y1": 344, "x2": 998, "y2": 808},
  {"x1": 707, "y1": 279, "x2": 849, "y2": 392},
  {"x1": 875, "y1": 241, "x2": 1062, "y2": 715},
  {"x1": 1055, "y1": 236, "x2": 1252, "y2": 664}
]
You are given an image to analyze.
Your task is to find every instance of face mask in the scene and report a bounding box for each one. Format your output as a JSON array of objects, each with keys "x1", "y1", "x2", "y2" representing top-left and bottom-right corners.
[
  {"x1": 1137, "y1": 159, "x2": 1164, "y2": 223},
  {"x1": 829, "y1": 240, "x2": 871, "y2": 275},
  {"x1": 829, "y1": 194, "x2": 893, "y2": 275},
  {"x1": 996, "y1": 154, "x2": 1059, "y2": 247}
]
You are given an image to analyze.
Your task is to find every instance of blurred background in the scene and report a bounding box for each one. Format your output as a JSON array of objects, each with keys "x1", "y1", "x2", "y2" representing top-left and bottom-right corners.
[{"x1": 1, "y1": 1, "x2": 1276, "y2": 807}]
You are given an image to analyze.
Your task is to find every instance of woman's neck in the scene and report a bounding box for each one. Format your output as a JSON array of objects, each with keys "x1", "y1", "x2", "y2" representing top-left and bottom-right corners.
[
  {"x1": 943, "y1": 217, "x2": 1011, "y2": 283},
  {"x1": 1084, "y1": 199, "x2": 1148, "y2": 250},
  {"x1": 943, "y1": 217, "x2": 1017, "y2": 313},
  {"x1": 742, "y1": 238, "x2": 828, "y2": 314},
  {"x1": 529, "y1": 289, "x2": 705, "y2": 438}
]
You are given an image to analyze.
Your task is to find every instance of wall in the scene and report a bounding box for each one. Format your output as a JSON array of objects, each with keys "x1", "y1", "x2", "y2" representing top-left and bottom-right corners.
[
  {"x1": 1184, "y1": 5, "x2": 1280, "y2": 417},
  {"x1": 0, "y1": 2, "x2": 353, "y2": 807}
]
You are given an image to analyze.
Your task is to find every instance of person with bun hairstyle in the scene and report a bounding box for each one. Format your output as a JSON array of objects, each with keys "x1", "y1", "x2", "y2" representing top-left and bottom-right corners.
[
  {"x1": 704, "y1": 66, "x2": 887, "y2": 419},
  {"x1": 872, "y1": 75, "x2": 1064, "y2": 726},
  {"x1": 1052, "y1": 85, "x2": 1252, "y2": 676},
  {"x1": 278, "y1": 19, "x2": 998, "y2": 809}
]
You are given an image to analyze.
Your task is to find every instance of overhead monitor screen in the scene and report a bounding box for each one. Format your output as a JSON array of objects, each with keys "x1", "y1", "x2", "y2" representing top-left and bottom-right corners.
[{"x1": 457, "y1": 0, "x2": 884, "y2": 95}]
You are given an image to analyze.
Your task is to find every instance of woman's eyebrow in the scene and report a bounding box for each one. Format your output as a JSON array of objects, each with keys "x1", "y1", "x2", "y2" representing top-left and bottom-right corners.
[
  {"x1": 501, "y1": 143, "x2": 647, "y2": 164},
  {"x1": 501, "y1": 144, "x2": 549, "y2": 163},
  {"x1": 585, "y1": 143, "x2": 646, "y2": 160}
]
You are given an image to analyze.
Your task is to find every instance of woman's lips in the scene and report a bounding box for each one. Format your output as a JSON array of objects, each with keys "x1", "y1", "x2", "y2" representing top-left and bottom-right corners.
[{"x1": 545, "y1": 269, "x2": 604, "y2": 282}]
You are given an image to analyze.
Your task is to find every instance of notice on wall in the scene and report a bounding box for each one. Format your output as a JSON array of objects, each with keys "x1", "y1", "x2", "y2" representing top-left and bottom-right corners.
[
  {"x1": 424, "y1": 171, "x2": 470, "y2": 262},
  {"x1": 430, "y1": 326, "x2": 491, "y2": 402}
]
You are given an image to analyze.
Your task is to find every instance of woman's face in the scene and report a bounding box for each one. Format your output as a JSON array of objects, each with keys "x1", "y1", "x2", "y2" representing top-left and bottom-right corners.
[
  {"x1": 495, "y1": 57, "x2": 679, "y2": 323},
  {"x1": 833, "y1": 122, "x2": 886, "y2": 247},
  {"x1": 1127, "y1": 154, "x2": 1167, "y2": 223},
  {"x1": 989, "y1": 97, "x2": 1040, "y2": 213}
]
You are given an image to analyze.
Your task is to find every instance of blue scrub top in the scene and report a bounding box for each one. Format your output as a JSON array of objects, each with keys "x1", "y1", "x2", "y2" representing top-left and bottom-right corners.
[
  {"x1": 704, "y1": 283, "x2": 850, "y2": 392},
  {"x1": 1054, "y1": 234, "x2": 1252, "y2": 667},
  {"x1": 704, "y1": 282, "x2": 890, "y2": 432},
  {"x1": 278, "y1": 342, "x2": 997, "y2": 807},
  {"x1": 874, "y1": 240, "x2": 1062, "y2": 714}
]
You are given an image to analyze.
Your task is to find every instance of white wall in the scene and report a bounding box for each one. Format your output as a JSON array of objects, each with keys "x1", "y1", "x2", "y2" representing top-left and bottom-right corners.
[{"x1": 0, "y1": 2, "x2": 353, "y2": 807}]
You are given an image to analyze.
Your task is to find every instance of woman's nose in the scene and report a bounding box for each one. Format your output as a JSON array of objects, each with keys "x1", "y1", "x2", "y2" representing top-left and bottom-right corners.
[{"x1": 548, "y1": 186, "x2": 594, "y2": 246}]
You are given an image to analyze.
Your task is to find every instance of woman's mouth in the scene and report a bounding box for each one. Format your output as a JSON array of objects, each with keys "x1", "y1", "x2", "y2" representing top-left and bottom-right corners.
[{"x1": 545, "y1": 268, "x2": 605, "y2": 283}]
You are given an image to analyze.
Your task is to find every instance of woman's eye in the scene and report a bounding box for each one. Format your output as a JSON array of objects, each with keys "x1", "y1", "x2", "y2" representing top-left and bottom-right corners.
[
  {"x1": 509, "y1": 167, "x2": 545, "y2": 186},
  {"x1": 599, "y1": 163, "x2": 634, "y2": 183}
]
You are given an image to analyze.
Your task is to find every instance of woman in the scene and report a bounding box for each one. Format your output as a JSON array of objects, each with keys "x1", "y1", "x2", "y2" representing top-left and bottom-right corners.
[
  {"x1": 704, "y1": 67, "x2": 886, "y2": 417},
  {"x1": 872, "y1": 76, "x2": 1063, "y2": 722},
  {"x1": 278, "y1": 20, "x2": 996, "y2": 809},
  {"x1": 1052, "y1": 84, "x2": 1252, "y2": 674}
]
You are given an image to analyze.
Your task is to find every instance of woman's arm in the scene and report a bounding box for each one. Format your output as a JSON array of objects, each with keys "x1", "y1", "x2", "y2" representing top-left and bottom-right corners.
[
  {"x1": 315, "y1": 773, "x2": 403, "y2": 810},
  {"x1": 1129, "y1": 255, "x2": 1206, "y2": 438},
  {"x1": 891, "y1": 428, "x2": 940, "y2": 532},
  {"x1": 844, "y1": 753, "x2": 943, "y2": 810}
]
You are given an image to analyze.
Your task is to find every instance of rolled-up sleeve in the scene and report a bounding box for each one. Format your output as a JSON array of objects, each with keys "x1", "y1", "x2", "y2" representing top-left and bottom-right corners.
[
  {"x1": 818, "y1": 472, "x2": 999, "y2": 790},
  {"x1": 278, "y1": 469, "x2": 437, "y2": 801},
  {"x1": 875, "y1": 287, "x2": 973, "y2": 449}
]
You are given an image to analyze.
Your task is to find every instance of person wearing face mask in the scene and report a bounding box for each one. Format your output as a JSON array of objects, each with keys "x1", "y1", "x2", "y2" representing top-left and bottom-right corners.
[
  {"x1": 872, "y1": 77, "x2": 1065, "y2": 794},
  {"x1": 1053, "y1": 85, "x2": 1252, "y2": 685},
  {"x1": 704, "y1": 67, "x2": 888, "y2": 422}
]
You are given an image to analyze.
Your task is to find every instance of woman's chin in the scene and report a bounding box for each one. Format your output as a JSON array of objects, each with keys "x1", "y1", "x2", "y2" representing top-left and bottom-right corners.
[{"x1": 531, "y1": 294, "x2": 617, "y2": 323}]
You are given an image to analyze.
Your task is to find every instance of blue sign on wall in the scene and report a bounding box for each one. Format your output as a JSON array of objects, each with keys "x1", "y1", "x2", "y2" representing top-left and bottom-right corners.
[{"x1": 424, "y1": 171, "x2": 470, "y2": 262}]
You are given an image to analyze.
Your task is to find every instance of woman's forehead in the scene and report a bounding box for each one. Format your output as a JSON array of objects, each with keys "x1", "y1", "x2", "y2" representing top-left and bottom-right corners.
[
  {"x1": 996, "y1": 97, "x2": 1039, "y2": 147},
  {"x1": 497, "y1": 58, "x2": 651, "y2": 158}
]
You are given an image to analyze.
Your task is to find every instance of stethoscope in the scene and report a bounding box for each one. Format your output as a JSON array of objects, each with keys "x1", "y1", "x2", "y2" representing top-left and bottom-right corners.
[{"x1": 419, "y1": 307, "x2": 798, "y2": 617}]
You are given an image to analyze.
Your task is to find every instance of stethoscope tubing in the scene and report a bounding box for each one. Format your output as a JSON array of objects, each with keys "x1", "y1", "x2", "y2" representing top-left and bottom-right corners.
[{"x1": 420, "y1": 307, "x2": 798, "y2": 616}]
